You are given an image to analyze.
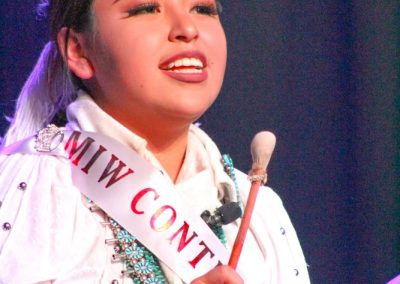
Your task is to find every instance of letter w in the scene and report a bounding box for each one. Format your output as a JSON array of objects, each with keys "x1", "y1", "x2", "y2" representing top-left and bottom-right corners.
[
  {"x1": 98, "y1": 154, "x2": 134, "y2": 188},
  {"x1": 64, "y1": 131, "x2": 95, "y2": 166}
]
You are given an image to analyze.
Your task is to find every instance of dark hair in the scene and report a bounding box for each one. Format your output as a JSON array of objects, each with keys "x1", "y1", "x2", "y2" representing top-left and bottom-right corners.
[
  {"x1": 37, "y1": 0, "x2": 94, "y2": 40},
  {"x1": 37, "y1": 0, "x2": 95, "y2": 126},
  {"x1": 2, "y1": 0, "x2": 97, "y2": 146}
]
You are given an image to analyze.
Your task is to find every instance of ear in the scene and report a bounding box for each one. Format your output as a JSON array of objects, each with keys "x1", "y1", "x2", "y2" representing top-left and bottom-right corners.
[{"x1": 57, "y1": 27, "x2": 95, "y2": 80}]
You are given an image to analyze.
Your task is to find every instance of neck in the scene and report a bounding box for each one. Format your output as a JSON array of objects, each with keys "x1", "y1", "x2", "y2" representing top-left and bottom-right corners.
[
  {"x1": 91, "y1": 95, "x2": 192, "y2": 182},
  {"x1": 146, "y1": 127, "x2": 189, "y2": 183},
  {"x1": 123, "y1": 118, "x2": 189, "y2": 183}
]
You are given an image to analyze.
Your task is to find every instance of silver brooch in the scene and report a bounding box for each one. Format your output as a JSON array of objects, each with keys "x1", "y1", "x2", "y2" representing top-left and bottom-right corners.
[{"x1": 34, "y1": 124, "x2": 64, "y2": 152}]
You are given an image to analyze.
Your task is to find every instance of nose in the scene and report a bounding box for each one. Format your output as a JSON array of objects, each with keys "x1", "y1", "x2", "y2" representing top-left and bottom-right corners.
[{"x1": 168, "y1": 11, "x2": 199, "y2": 43}]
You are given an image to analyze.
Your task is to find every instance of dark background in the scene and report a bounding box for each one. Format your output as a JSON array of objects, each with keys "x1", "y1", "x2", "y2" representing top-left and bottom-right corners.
[{"x1": 0, "y1": 1, "x2": 399, "y2": 283}]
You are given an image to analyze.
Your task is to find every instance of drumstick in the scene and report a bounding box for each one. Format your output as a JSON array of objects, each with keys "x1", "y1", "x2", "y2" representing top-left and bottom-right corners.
[{"x1": 228, "y1": 131, "x2": 276, "y2": 269}]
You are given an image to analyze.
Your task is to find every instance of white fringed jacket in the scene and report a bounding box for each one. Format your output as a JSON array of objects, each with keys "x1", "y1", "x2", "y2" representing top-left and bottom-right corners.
[{"x1": 0, "y1": 94, "x2": 310, "y2": 284}]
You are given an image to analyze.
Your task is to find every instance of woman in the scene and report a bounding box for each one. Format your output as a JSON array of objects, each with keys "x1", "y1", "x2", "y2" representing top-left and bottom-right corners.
[{"x1": 0, "y1": 0, "x2": 310, "y2": 283}]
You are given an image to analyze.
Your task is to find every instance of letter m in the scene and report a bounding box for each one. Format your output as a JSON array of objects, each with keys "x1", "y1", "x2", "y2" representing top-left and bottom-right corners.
[{"x1": 64, "y1": 131, "x2": 95, "y2": 166}]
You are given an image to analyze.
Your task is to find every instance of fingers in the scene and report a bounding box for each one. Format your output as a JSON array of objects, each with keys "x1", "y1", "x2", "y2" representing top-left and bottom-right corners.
[{"x1": 191, "y1": 265, "x2": 244, "y2": 284}]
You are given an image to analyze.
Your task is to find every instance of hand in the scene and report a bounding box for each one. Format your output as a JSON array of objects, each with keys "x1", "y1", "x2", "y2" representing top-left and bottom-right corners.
[{"x1": 191, "y1": 265, "x2": 244, "y2": 284}]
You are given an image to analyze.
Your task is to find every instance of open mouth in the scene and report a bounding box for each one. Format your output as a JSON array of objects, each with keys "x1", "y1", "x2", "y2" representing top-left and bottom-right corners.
[
  {"x1": 160, "y1": 52, "x2": 208, "y2": 83},
  {"x1": 163, "y1": 57, "x2": 204, "y2": 74}
]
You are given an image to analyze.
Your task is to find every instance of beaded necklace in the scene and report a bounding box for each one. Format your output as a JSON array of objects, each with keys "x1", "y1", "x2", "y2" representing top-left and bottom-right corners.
[
  {"x1": 222, "y1": 154, "x2": 243, "y2": 212},
  {"x1": 104, "y1": 216, "x2": 228, "y2": 284},
  {"x1": 90, "y1": 154, "x2": 239, "y2": 284},
  {"x1": 107, "y1": 217, "x2": 167, "y2": 284}
]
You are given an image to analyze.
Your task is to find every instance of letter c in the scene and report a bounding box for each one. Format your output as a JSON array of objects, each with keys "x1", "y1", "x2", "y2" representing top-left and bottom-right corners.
[{"x1": 131, "y1": 188, "x2": 160, "y2": 215}]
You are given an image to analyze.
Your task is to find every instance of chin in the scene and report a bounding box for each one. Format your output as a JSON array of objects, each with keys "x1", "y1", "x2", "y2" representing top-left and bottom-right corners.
[
  {"x1": 160, "y1": 105, "x2": 209, "y2": 125},
  {"x1": 175, "y1": 101, "x2": 214, "y2": 119}
]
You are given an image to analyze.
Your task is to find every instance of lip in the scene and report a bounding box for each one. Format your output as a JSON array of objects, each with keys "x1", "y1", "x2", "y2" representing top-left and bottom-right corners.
[{"x1": 159, "y1": 51, "x2": 208, "y2": 83}]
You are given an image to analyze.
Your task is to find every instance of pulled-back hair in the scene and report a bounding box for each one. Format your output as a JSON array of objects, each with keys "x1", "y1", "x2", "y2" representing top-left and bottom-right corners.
[{"x1": 2, "y1": 0, "x2": 94, "y2": 146}]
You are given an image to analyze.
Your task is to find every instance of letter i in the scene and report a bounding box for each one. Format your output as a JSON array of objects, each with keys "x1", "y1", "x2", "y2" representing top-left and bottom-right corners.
[{"x1": 81, "y1": 145, "x2": 107, "y2": 174}]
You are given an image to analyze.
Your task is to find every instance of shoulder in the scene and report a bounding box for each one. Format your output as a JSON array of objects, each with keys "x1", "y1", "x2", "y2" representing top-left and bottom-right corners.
[
  {"x1": 0, "y1": 153, "x2": 103, "y2": 282},
  {"x1": 0, "y1": 153, "x2": 77, "y2": 244},
  {"x1": 234, "y1": 168, "x2": 283, "y2": 206},
  {"x1": 0, "y1": 152, "x2": 73, "y2": 194},
  {"x1": 233, "y1": 168, "x2": 289, "y2": 239},
  {"x1": 233, "y1": 168, "x2": 299, "y2": 234},
  {"x1": 234, "y1": 168, "x2": 311, "y2": 283}
]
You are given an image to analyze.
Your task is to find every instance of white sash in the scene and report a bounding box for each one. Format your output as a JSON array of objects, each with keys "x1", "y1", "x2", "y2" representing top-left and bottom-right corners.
[{"x1": 1, "y1": 127, "x2": 230, "y2": 283}]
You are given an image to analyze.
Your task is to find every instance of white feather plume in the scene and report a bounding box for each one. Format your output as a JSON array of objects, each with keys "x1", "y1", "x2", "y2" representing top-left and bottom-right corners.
[{"x1": 250, "y1": 131, "x2": 276, "y2": 172}]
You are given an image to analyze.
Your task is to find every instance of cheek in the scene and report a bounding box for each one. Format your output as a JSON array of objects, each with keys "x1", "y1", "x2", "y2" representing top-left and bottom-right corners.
[
  {"x1": 208, "y1": 27, "x2": 227, "y2": 73},
  {"x1": 108, "y1": 33, "x2": 160, "y2": 74},
  {"x1": 92, "y1": 36, "x2": 157, "y2": 88}
]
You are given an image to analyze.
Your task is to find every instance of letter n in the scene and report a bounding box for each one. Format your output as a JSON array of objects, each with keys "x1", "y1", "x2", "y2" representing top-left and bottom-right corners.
[{"x1": 168, "y1": 222, "x2": 198, "y2": 252}]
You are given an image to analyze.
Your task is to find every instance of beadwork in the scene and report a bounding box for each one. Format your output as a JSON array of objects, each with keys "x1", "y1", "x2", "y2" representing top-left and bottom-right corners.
[
  {"x1": 108, "y1": 215, "x2": 228, "y2": 283},
  {"x1": 210, "y1": 224, "x2": 227, "y2": 246},
  {"x1": 84, "y1": 153, "x2": 238, "y2": 284},
  {"x1": 108, "y1": 217, "x2": 166, "y2": 284},
  {"x1": 221, "y1": 154, "x2": 243, "y2": 212}
]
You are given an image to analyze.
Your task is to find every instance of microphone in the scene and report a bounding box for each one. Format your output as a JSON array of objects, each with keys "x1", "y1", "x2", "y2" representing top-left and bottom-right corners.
[{"x1": 201, "y1": 202, "x2": 242, "y2": 227}]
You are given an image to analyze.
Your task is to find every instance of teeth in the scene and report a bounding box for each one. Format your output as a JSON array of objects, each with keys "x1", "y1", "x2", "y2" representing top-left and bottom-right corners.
[
  {"x1": 167, "y1": 57, "x2": 204, "y2": 69},
  {"x1": 171, "y1": 68, "x2": 202, "y2": 74},
  {"x1": 174, "y1": 59, "x2": 183, "y2": 68}
]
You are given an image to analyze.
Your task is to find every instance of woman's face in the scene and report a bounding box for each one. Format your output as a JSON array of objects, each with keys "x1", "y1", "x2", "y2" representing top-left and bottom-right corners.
[{"x1": 81, "y1": 0, "x2": 227, "y2": 129}]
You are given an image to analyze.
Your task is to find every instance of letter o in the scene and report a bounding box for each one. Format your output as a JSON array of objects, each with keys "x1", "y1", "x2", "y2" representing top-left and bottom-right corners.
[{"x1": 150, "y1": 205, "x2": 177, "y2": 232}]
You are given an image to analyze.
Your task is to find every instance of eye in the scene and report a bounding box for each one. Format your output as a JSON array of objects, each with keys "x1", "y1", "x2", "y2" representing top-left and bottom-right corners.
[
  {"x1": 192, "y1": 1, "x2": 221, "y2": 16},
  {"x1": 125, "y1": 2, "x2": 161, "y2": 17}
]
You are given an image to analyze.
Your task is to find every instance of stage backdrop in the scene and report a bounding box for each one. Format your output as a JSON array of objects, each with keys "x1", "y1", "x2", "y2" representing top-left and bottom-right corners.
[{"x1": 0, "y1": 1, "x2": 398, "y2": 283}]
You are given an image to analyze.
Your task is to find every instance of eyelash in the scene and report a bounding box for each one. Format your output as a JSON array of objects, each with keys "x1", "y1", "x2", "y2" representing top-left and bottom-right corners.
[
  {"x1": 125, "y1": 2, "x2": 161, "y2": 17},
  {"x1": 124, "y1": 1, "x2": 221, "y2": 18},
  {"x1": 191, "y1": 1, "x2": 221, "y2": 16}
]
